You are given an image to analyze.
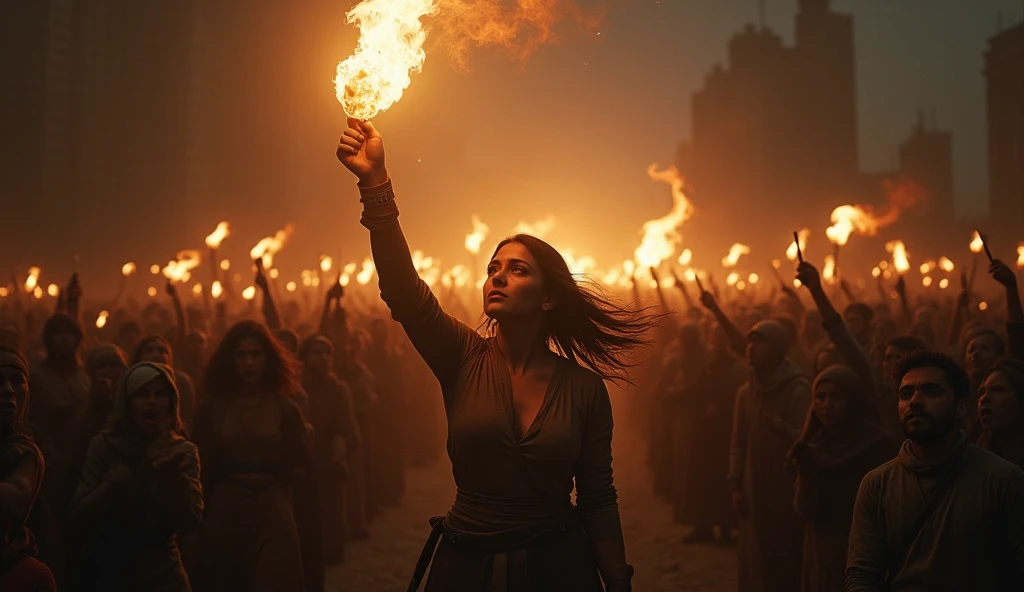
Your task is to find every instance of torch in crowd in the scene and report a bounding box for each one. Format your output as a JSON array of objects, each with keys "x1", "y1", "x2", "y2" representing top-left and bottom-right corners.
[{"x1": 205, "y1": 221, "x2": 230, "y2": 286}]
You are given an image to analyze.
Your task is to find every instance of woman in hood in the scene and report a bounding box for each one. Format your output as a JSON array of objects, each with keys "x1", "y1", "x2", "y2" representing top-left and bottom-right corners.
[
  {"x1": 70, "y1": 362, "x2": 203, "y2": 592},
  {"x1": 787, "y1": 365, "x2": 897, "y2": 592}
]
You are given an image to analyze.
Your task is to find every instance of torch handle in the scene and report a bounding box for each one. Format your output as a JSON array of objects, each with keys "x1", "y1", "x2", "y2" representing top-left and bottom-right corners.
[
  {"x1": 793, "y1": 232, "x2": 804, "y2": 263},
  {"x1": 695, "y1": 275, "x2": 706, "y2": 293},
  {"x1": 977, "y1": 229, "x2": 995, "y2": 263}
]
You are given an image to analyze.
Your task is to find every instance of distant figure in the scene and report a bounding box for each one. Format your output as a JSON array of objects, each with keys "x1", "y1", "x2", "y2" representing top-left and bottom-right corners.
[{"x1": 846, "y1": 351, "x2": 1024, "y2": 590}]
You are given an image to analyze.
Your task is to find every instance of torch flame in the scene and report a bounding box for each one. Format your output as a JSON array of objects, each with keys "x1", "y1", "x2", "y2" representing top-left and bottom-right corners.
[
  {"x1": 211, "y1": 281, "x2": 224, "y2": 299},
  {"x1": 721, "y1": 243, "x2": 750, "y2": 268},
  {"x1": 886, "y1": 240, "x2": 911, "y2": 274},
  {"x1": 919, "y1": 260, "x2": 936, "y2": 275},
  {"x1": 356, "y1": 258, "x2": 376, "y2": 285},
  {"x1": 24, "y1": 267, "x2": 41, "y2": 292},
  {"x1": 286, "y1": 281, "x2": 298, "y2": 292},
  {"x1": 162, "y1": 251, "x2": 202, "y2": 283},
  {"x1": 464, "y1": 215, "x2": 490, "y2": 256},
  {"x1": 823, "y1": 255, "x2": 836, "y2": 283},
  {"x1": 634, "y1": 165, "x2": 694, "y2": 268},
  {"x1": 787, "y1": 229, "x2": 810, "y2": 261},
  {"x1": 96, "y1": 311, "x2": 109, "y2": 329},
  {"x1": 1017, "y1": 245, "x2": 1024, "y2": 268},
  {"x1": 242, "y1": 286, "x2": 256, "y2": 301},
  {"x1": 969, "y1": 230, "x2": 984, "y2": 254},
  {"x1": 938, "y1": 257, "x2": 955, "y2": 273},
  {"x1": 561, "y1": 250, "x2": 596, "y2": 275},
  {"x1": 514, "y1": 216, "x2": 556, "y2": 238},
  {"x1": 320, "y1": 256, "x2": 334, "y2": 273},
  {"x1": 939, "y1": 278, "x2": 949, "y2": 289},
  {"x1": 46, "y1": 284, "x2": 59, "y2": 297},
  {"x1": 122, "y1": 262, "x2": 136, "y2": 277},
  {"x1": 726, "y1": 272, "x2": 740, "y2": 287},
  {"x1": 678, "y1": 249, "x2": 693, "y2": 267},
  {"x1": 334, "y1": 0, "x2": 438, "y2": 120},
  {"x1": 250, "y1": 225, "x2": 295, "y2": 268},
  {"x1": 825, "y1": 180, "x2": 919, "y2": 246},
  {"x1": 205, "y1": 222, "x2": 230, "y2": 249}
]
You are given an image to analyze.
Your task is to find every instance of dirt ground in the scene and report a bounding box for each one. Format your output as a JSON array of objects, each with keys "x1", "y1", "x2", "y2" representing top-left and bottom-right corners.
[{"x1": 326, "y1": 394, "x2": 738, "y2": 591}]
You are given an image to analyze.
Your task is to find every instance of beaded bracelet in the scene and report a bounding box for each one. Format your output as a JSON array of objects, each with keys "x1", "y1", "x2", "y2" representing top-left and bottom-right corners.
[{"x1": 359, "y1": 184, "x2": 396, "y2": 205}]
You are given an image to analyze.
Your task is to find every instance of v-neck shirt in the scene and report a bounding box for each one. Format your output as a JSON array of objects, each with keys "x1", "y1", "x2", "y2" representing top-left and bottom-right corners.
[{"x1": 360, "y1": 182, "x2": 623, "y2": 542}]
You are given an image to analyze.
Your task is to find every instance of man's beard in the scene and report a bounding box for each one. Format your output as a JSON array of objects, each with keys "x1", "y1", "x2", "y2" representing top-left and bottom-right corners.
[{"x1": 903, "y1": 412, "x2": 957, "y2": 444}]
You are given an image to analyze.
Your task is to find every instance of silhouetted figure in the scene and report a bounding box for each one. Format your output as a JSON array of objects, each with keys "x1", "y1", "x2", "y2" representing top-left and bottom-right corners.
[
  {"x1": 132, "y1": 336, "x2": 197, "y2": 433},
  {"x1": 975, "y1": 358, "x2": 1024, "y2": 467}
]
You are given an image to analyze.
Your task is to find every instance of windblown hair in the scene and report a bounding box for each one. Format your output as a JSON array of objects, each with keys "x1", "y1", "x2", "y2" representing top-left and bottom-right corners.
[
  {"x1": 203, "y1": 320, "x2": 299, "y2": 398},
  {"x1": 485, "y1": 235, "x2": 664, "y2": 384}
]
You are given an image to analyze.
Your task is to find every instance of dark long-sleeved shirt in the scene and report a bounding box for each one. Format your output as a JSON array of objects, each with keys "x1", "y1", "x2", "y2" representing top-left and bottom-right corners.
[
  {"x1": 359, "y1": 181, "x2": 623, "y2": 542},
  {"x1": 845, "y1": 437, "x2": 1024, "y2": 591}
]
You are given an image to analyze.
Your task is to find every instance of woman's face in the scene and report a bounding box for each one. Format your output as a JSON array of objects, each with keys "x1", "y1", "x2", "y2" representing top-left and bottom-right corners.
[
  {"x1": 233, "y1": 337, "x2": 267, "y2": 385},
  {"x1": 128, "y1": 378, "x2": 173, "y2": 437},
  {"x1": 304, "y1": 342, "x2": 332, "y2": 377},
  {"x1": 0, "y1": 367, "x2": 28, "y2": 428},
  {"x1": 139, "y1": 339, "x2": 171, "y2": 366},
  {"x1": 483, "y1": 242, "x2": 553, "y2": 320},
  {"x1": 978, "y1": 371, "x2": 1022, "y2": 431},
  {"x1": 813, "y1": 380, "x2": 850, "y2": 427}
]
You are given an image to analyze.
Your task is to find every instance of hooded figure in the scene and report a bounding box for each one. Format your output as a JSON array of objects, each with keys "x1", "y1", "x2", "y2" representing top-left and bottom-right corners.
[
  {"x1": 729, "y1": 320, "x2": 811, "y2": 592},
  {"x1": 788, "y1": 365, "x2": 897, "y2": 592},
  {"x1": 70, "y1": 362, "x2": 203, "y2": 592}
]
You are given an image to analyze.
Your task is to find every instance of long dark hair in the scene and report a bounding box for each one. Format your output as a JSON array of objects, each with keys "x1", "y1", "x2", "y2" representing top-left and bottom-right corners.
[
  {"x1": 486, "y1": 235, "x2": 663, "y2": 383},
  {"x1": 202, "y1": 320, "x2": 299, "y2": 398}
]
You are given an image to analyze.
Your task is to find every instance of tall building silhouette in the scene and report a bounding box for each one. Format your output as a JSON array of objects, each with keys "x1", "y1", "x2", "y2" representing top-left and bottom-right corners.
[
  {"x1": 899, "y1": 112, "x2": 953, "y2": 219},
  {"x1": 985, "y1": 19, "x2": 1024, "y2": 240}
]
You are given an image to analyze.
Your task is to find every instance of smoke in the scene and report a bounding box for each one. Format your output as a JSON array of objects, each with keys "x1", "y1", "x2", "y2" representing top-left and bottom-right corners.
[{"x1": 430, "y1": 0, "x2": 606, "y2": 70}]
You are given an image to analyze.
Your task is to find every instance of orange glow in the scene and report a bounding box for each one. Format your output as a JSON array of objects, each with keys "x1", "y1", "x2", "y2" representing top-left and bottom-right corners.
[
  {"x1": 32, "y1": 287, "x2": 42, "y2": 299},
  {"x1": 344, "y1": 262, "x2": 358, "y2": 275},
  {"x1": 721, "y1": 243, "x2": 750, "y2": 268},
  {"x1": 24, "y1": 267, "x2": 41, "y2": 292},
  {"x1": 561, "y1": 249, "x2": 597, "y2": 275},
  {"x1": 205, "y1": 222, "x2": 230, "y2": 249},
  {"x1": 822, "y1": 255, "x2": 836, "y2": 283},
  {"x1": 122, "y1": 262, "x2": 136, "y2": 277},
  {"x1": 886, "y1": 240, "x2": 911, "y2": 274},
  {"x1": 787, "y1": 229, "x2": 809, "y2": 261},
  {"x1": 827, "y1": 179, "x2": 919, "y2": 245},
  {"x1": 969, "y1": 230, "x2": 984, "y2": 254},
  {"x1": 242, "y1": 286, "x2": 256, "y2": 301},
  {"x1": 939, "y1": 278, "x2": 949, "y2": 289},
  {"x1": 464, "y1": 215, "x2": 490, "y2": 256},
  {"x1": 191, "y1": 284, "x2": 203, "y2": 297},
  {"x1": 634, "y1": 164, "x2": 693, "y2": 268},
  {"x1": 220, "y1": 259, "x2": 231, "y2": 271},
  {"x1": 46, "y1": 284, "x2": 59, "y2": 297},
  {"x1": 979, "y1": 302, "x2": 988, "y2": 311},
  {"x1": 772, "y1": 259, "x2": 782, "y2": 269},
  {"x1": 0, "y1": 288, "x2": 9, "y2": 298},
  {"x1": 150, "y1": 264, "x2": 161, "y2": 275},
  {"x1": 269, "y1": 269, "x2": 280, "y2": 280},
  {"x1": 514, "y1": 216, "x2": 555, "y2": 238},
  {"x1": 1017, "y1": 245, "x2": 1024, "y2": 268},
  {"x1": 938, "y1": 257, "x2": 955, "y2": 273},
  {"x1": 250, "y1": 225, "x2": 295, "y2": 269},
  {"x1": 162, "y1": 250, "x2": 202, "y2": 283},
  {"x1": 96, "y1": 311, "x2": 109, "y2": 329},
  {"x1": 340, "y1": 274, "x2": 351, "y2": 287},
  {"x1": 678, "y1": 249, "x2": 693, "y2": 267},
  {"x1": 726, "y1": 272, "x2": 740, "y2": 287},
  {"x1": 356, "y1": 258, "x2": 376, "y2": 285},
  {"x1": 919, "y1": 260, "x2": 936, "y2": 274},
  {"x1": 320, "y1": 256, "x2": 333, "y2": 273},
  {"x1": 748, "y1": 273, "x2": 759, "y2": 284},
  {"x1": 871, "y1": 267, "x2": 881, "y2": 278},
  {"x1": 335, "y1": 0, "x2": 436, "y2": 120},
  {"x1": 147, "y1": 287, "x2": 157, "y2": 297},
  {"x1": 211, "y1": 281, "x2": 224, "y2": 299},
  {"x1": 286, "y1": 281, "x2": 298, "y2": 292},
  {"x1": 922, "y1": 276, "x2": 933, "y2": 287}
]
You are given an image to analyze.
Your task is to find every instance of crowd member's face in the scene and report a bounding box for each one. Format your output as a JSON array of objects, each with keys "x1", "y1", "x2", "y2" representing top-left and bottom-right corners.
[
  {"x1": 128, "y1": 379, "x2": 173, "y2": 437},
  {"x1": 898, "y1": 367, "x2": 965, "y2": 444},
  {"x1": 966, "y1": 334, "x2": 1000, "y2": 376},
  {"x1": 746, "y1": 336, "x2": 776, "y2": 368},
  {"x1": 140, "y1": 340, "x2": 171, "y2": 366},
  {"x1": 0, "y1": 367, "x2": 28, "y2": 428},
  {"x1": 813, "y1": 381, "x2": 849, "y2": 427},
  {"x1": 978, "y1": 371, "x2": 1021, "y2": 431},
  {"x1": 234, "y1": 338, "x2": 267, "y2": 386},
  {"x1": 304, "y1": 342, "x2": 333, "y2": 378},
  {"x1": 483, "y1": 242, "x2": 553, "y2": 320},
  {"x1": 92, "y1": 358, "x2": 125, "y2": 402},
  {"x1": 843, "y1": 311, "x2": 868, "y2": 342},
  {"x1": 882, "y1": 346, "x2": 907, "y2": 384},
  {"x1": 52, "y1": 331, "x2": 80, "y2": 357}
]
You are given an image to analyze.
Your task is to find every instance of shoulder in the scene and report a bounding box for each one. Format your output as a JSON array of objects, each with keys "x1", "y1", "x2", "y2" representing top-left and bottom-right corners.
[
  {"x1": 963, "y1": 444, "x2": 1023, "y2": 481},
  {"x1": 174, "y1": 369, "x2": 195, "y2": 388},
  {"x1": 860, "y1": 457, "x2": 902, "y2": 489}
]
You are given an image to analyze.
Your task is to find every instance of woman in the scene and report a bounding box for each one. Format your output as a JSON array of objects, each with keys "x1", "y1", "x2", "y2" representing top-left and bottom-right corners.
[
  {"x1": 976, "y1": 357, "x2": 1024, "y2": 466},
  {"x1": 299, "y1": 335, "x2": 360, "y2": 564},
  {"x1": 191, "y1": 321, "x2": 322, "y2": 592},
  {"x1": 337, "y1": 119, "x2": 648, "y2": 591},
  {"x1": 0, "y1": 346, "x2": 56, "y2": 591},
  {"x1": 787, "y1": 365, "x2": 896, "y2": 592},
  {"x1": 69, "y1": 362, "x2": 202, "y2": 591},
  {"x1": 132, "y1": 336, "x2": 197, "y2": 432}
]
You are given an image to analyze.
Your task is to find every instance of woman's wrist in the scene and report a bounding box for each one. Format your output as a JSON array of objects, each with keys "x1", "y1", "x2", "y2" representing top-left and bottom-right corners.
[{"x1": 357, "y1": 169, "x2": 389, "y2": 188}]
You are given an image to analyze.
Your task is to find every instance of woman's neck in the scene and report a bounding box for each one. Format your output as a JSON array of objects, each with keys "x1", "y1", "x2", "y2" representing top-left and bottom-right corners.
[{"x1": 495, "y1": 319, "x2": 548, "y2": 375}]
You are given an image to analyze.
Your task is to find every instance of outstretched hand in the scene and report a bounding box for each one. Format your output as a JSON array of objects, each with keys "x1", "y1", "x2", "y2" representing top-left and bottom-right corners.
[
  {"x1": 796, "y1": 262, "x2": 822, "y2": 291},
  {"x1": 989, "y1": 260, "x2": 1018, "y2": 290},
  {"x1": 336, "y1": 118, "x2": 388, "y2": 187}
]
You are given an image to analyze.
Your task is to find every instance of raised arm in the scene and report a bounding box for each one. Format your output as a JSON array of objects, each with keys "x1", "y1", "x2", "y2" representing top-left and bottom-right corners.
[
  {"x1": 336, "y1": 119, "x2": 481, "y2": 385},
  {"x1": 700, "y1": 291, "x2": 747, "y2": 357},
  {"x1": 990, "y1": 260, "x2": 1024, "y2": 360}
]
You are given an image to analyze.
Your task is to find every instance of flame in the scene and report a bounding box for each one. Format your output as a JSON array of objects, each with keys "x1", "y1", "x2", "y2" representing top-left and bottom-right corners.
[
  {"x1": 748, "y1": 273, "x2": 759, "y2": 284},
  {"x1": 162, "y1": 250, "x2": 202, "y2": 283},
  {"x1": 772, "y1": 259, "x2": 782, "y2": 269},
  {"x1": 150, "y1": 264, "x2": 161, "y2": 275},
  {"x1": 250, "y1": 225, "x2": 295, "y2": 268},
  {"x1": 95, "y1": 311, "x2": 109, "y2": 329},
  {"x1": 32, "y1": 287, "x2": 42, "y2": 299},
  {"x1": 211, "y1": 281, "x2": 223, "y2": 299},
  {"x1": 634, "y1": 165, "x2": 694, "y2": 268},
  {"x1": 938, "y1": 257, "x2": 955, "y2": 273},
  {"x1": 919, "y1": 260, "x2": 936, "y2": 275},
  {"x1": 886, "y1": 240, "x2": 910, "y2": 274},
  {"x1": 969, "y1": 230, "x2": 984, "y2": 254},
  {"x1": 286, "y1": 281, "x2": 298, "y2": 292},
  {"x1": 191, "y1": 284, "x2": 203, "y2": 297},
  {"x1": 205, "y1": 222, "x2": 230, "y2": 249},
  {"x1": 320, "y1": 256, "x2": 333, "y2": 273},
  {"x1": 939, "y1": 278, "x2": 949, "y2": 289},
  {"x1": 979, "y1": 302, "x2": 988, "y2": 311},
  {"x1": 721, "y1": 243, "x2": 750, "y2": 268},
  {"x1": 301, "y1": 271, "x2": 313, "y2": 288},
  {"x1": 46, "y1": 284, "x2": 58, "y2": 297},
  {"x1": 1017, "y1": 245, "x2": 1024, "y2": 268},
  {"x1": 220, "y1": 259, "x2": 231, "y2": 271},
  {"x1": 726, "y1": 271, "x2": 740, "y2": 286},
  {"x1": 514, "y1": 215, "x2": 555, "y2": 238},
  {"x1": 787, "y1": 229, "x2": 810, "y2": 261},
  {"x1": 823, "y1": 255, "x2": 836, "y2": 282},
  {"x1": 871, "y1": 267, "x2": 881, "y2": 278},
  {"x1": 464, "y1": 215, "x2": 490, "y2": 256},
  {"x1": 344, "y1": 263, "x2": 358, "y2": 275},
  {"x1": 242, "y1": 286, "x2": 256, "y2": 301},
  {"x1": 147, "y1": 287, "x2": 157, "y2": 297},
  {"x1": 122, "y1": 262, "x2": 136, "y2": 277},
  {"x1": 340, "y1": 274, "x2": 351, "y2": 287},
  {"x1": 24, "y1": 267, "x2": 41, "y2": 292},
  {"x1": 684, "y1": 269, "x2": 697, "y2": 282},
  {"x1": 0, "y1": 288, "x2": 8, "y2": 298},
  {"x1": 825, "y1": 182, "x2": 919, "y2": 246},
  {"x1": 561, "y1": 250, "x2": 596, "y2": 274},
  {"x1": 357, "y1": 258, "x2": 376, "y2": 285},
  {"x1": 922, "y1": 276, "x2": 933, "y2": 287},
  {"x1": 678, "y1": 249, "x2": 693, "y2": 267}
]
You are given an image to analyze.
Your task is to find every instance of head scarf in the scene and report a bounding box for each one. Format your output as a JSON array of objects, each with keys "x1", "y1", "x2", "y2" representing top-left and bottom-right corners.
[
  {"x1": 748, "y1": 319, "x2": 791, "y2": 355},
  {"x1": 298, "y1": 334, "x2": 334, "y2": 362},
  {"x1": 86, "y1": 343, "x2": 128, "y2": 376},
  {"x1": 101, "y1": 362, "x2": 185, "y2": 459},
  {"x1": 0, "y1": 346, "x2": 29, "y2": 379},
  {"x1": 42, "y1": 313, "x2": 82, "y2": 352},
  {"x1": 131, "y1": 335, "x2": 173, "y2": 367}
]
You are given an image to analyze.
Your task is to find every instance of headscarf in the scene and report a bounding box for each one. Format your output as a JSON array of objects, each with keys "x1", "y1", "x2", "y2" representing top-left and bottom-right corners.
[
  {"x1": 298, "y1": 334, "x2": 334, "y2": 362},
  {"x1": 0, "y1": 346, "x2": 29, "y2": 379},
  {"x1": 748, "y1": 319, "x2": 791, "y2": 355},
  {"x1": 42, "y1": 313, "x2": 82, "y2": 352},
  {"x1": 131, "y1": 334, "x2": 173, "y2": 367},
  {"x1": 85, "y1": 343, "x2": 128, "y2": 376},
  {"x1": 101, "y1": 362, "x2": 185, "y2": 460}
]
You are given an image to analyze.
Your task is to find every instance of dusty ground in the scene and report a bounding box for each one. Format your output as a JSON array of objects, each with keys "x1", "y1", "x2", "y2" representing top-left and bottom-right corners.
[{"x1": 326, "y1": 395, "x2": 737, "y2": 591}]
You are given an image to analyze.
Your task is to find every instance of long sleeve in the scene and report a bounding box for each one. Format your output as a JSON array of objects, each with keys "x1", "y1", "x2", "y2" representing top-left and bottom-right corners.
[
  {"x1": 1000, "y1": 467, "x2": 1024, "y2": 582},
  {"x1": 70, "y1": 436, "x2": 110, "y2": 513},
  {"x1": 573, "y1": 381, "x2": 623, "y2": 542},
  {"x1": 727, "y1": 385, "x2": 749, "y2": 492},
  {"x1": 823, "y1": 314, "x2": 877, "y2": 399},
  {"x1": 844, "y1": 473, "x2": 887, "y2": 591},
  {"x1": 359, "y1": 181, "x2": 482, "y2": 386},
  {"x1": 153, "y1": 442, "x2": 203, "y2": 534}
]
